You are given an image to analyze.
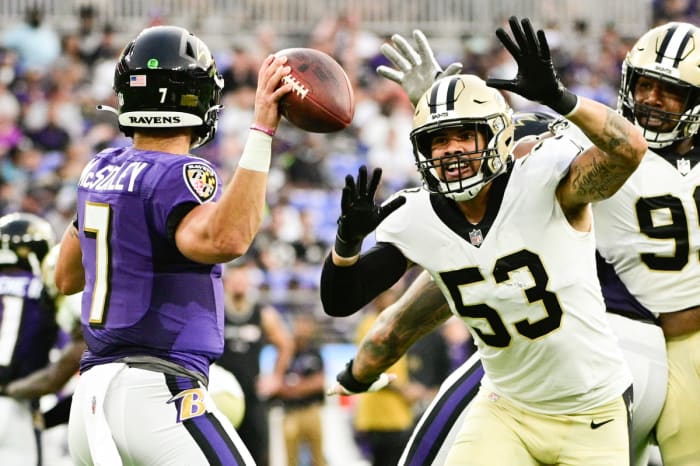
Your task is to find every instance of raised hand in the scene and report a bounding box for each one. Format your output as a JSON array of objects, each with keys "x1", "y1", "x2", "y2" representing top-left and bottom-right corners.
[
  {"x1": 377, "y1": 29, "x2": 463, "y2": 106},
  {"x1": 486, "y1": 16, "x2": 578, "y2": 116},
  {"x1": 334, "y1": 165, "x2": 406, "y2": 258}
]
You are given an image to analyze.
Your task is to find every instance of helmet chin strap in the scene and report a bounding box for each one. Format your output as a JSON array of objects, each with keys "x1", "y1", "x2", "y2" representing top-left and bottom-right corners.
[
  {"x1": 636, "y1": 120, "x2": 678, "y2": 149},
  {"x1": 443, "y1": 154, "x2": 509, "y2": 202},
  {"x1": 190, "y1": 105, "x2": 225, "y2": 149},
  {"x1": 204, "y1": 105, "x2": 224, "y2": 120},
  {"x1": 443, "y1": 172, "x2": 486, "y2": 201},
  {"x1": 96, "y1": 104, "x2": 119, "y2": 116}
]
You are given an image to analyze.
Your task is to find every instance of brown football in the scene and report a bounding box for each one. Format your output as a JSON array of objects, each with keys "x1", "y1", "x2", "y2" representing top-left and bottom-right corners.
[{"x1": 275, "y1": 48, "x2": 355, "y2": 133}]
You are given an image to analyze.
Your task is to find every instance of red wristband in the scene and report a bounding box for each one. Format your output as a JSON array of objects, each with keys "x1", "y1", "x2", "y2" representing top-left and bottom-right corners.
[{"x1": 250, "y1": 124, "x2": 275, "y2": 137}]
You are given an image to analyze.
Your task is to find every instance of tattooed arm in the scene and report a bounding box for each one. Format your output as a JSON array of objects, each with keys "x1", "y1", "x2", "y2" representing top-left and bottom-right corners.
[
  {"x1": 351, "y1": 271, "x2": 453, "y2": 383},
  {"x1": 556, "y1": 98, "x2": 647, "y2": 229}
]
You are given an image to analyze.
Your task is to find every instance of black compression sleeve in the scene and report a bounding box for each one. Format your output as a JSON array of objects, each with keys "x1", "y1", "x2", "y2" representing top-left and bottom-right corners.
[
  {"x1": 165, "y1": 202, "x2": 199, "y2": 246},
  {"x1": 320, "y1": 242, "x2": 408, "y2": 317}
]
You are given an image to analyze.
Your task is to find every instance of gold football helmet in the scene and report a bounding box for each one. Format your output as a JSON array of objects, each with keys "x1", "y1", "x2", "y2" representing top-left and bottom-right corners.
[
  {"x1": 411, "y1": 74, "x2": 514, "y2": 201},
  {"x1": 618, "y1": 22, "x2": 700, "y2": 148}
]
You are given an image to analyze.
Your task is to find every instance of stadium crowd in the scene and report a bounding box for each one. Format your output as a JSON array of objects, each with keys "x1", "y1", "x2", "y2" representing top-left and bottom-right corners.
[{"x1": 2, "y1": 2, "x2": 696, "y2": 340}]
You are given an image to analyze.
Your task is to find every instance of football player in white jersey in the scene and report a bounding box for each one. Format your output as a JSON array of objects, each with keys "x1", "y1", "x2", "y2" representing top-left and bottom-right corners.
[
  {"x1": 597, "y1": 21, "x2": 700, "y2": 466},
  {"x1": 367, "y1": 28, "x2": 666, "y2": 466},
  {"x1": 321, "y1": 17, "x2": 647, "y2": 466},
  {"x1": 376, "y1": 120, "x2": 668, "y2": 466},
  {"x1": 363, "y1": 20, "x2": 699, "y2": 466}
]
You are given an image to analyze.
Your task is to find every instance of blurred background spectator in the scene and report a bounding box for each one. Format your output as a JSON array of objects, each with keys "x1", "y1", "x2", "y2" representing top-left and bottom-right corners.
[
  {"x1": 0, "y1": 2, "x2": 672, "y2": 464},
  {"x1": 218, "y1": 262, "x2": 295, "y2": 466},
  {"x1": 2, "y1": 6, "x2": 61, "y2": 76},
  {"x1": 277, "y1": 313, "x2": 327, "y2": 466},
  {"x1": 351, "y1": 288, "x2": 418, "y2": 466}
]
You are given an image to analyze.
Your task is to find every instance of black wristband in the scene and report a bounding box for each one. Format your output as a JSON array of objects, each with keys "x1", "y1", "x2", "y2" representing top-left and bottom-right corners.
[
  {"x1": 337, "y1": 359, "x2": 377, "y2": 393},
  {"x1": 334, "y1": 234, "x2": 362, "y2": 258},
  {"x1": 0, "y1": 385, "x2": 7, "y2": 396},
  {"x1": 549, "y1": 88, "x2": 578, "y2": 116}
]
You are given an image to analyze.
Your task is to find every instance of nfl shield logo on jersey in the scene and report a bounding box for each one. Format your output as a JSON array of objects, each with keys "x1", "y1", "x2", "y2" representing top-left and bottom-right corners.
[
  {"x1": 183, "y1": 162, "x2": 218, "y2": 203},
  {"x1": 677, "y1": 158, "x2": 691, "y2": 176},
  {"x1": 469, "y1": 228, "x2": 483, "y2": 246}
]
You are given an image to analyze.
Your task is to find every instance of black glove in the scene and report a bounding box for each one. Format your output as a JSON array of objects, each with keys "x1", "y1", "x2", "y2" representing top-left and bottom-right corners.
[
  {"x1": 329, "y1": 359, "x2": 392, "y2": 395},
  {"x1": 334, "y1": 165, "x2": 406, "y2": 257},
  {"x1": 486, "y1": 16, "x2": 578, "y2": 116}
]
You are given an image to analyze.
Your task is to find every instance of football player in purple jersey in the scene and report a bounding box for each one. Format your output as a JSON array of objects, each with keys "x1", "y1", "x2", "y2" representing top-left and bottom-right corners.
[
  {"x1": 0, "y1": 212, "x2": 57, "y2": 466},
  {"x1": 53, "y1": 25, "x2": 293, "y2": 465}
]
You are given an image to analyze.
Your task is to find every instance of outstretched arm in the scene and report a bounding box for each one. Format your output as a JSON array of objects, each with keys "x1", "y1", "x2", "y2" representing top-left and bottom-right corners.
[
  {"x1": 328, "y1": 272, "x2": 452, "y2": 395},
  {"x1": 354, "y1": 272, "x2": 451, "y2": 380},
  {"x1": 557, "y1": 100, "x2": 646, "y2": 209},
  {"x1": 175, "y1": 55, "x2": 293, "y2": 263},
  {"x1": 320, "y1": 165, "x2": 407, "y2": 317},
  {"x1": 377, "y1": 29, "x2": 462, "y2": 106},
  {"x1": 486, "y1": 17, "x2": 646, "y2": 224}
]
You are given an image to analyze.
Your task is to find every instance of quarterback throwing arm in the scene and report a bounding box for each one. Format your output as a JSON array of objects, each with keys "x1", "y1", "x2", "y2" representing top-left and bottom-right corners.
[{"x1": 54, "y1": 25, "x2": 293, "y2": 466}]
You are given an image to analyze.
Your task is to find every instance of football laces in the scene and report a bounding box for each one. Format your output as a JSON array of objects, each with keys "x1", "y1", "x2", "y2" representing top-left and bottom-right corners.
[{"x1": 282, "y1": 75, "x2": 309, "y2": 99}]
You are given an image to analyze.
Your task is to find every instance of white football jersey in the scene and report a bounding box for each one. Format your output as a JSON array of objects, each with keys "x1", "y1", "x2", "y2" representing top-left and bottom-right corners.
[
  {"x1": 377, "y1": 136, "x2": 632, "y2": 414},
  {"x1": 552, "y1": 119, "x2": 700, "y2": 314},
  {"x1": 593, "y1": 149, "x2": 700, "y2": 314}
]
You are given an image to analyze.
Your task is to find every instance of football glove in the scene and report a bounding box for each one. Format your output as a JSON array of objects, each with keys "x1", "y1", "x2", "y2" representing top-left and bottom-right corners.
[
  {"x1": 377, "y1": 29, "x2": 463, "y2": 106},
  {"x1": 486, "y1": 17, "x2": 578, "y2": 116},
  {"x1": 326, "y1": 359, "x2": 394, "y2": 396},
  {"x1": 334, "y1": 166, "x2": 406, "y2": 258}
]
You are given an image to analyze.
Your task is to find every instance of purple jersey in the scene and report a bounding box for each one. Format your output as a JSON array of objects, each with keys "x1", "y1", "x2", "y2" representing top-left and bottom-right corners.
[
  {"x1": 75, "y1": 147, "x2": 224, "y2": 377},
  {"x1": 0, "y1": 270, "x2": 57, "y2": 385}
]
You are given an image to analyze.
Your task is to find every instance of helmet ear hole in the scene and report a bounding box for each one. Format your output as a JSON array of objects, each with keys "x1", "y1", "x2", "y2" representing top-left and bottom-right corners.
[{"x1": 185, "y1": 42, "x2": 195, "y2": 59}]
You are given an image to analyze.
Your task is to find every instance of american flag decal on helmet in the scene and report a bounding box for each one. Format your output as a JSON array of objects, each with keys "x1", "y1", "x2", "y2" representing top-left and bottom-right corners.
[{"x1": 130, "y1": 75, "x2": 147, "y2": 87}]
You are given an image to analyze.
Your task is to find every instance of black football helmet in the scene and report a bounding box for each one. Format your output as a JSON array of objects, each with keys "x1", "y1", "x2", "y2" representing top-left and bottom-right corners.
[
  {"x1": 110, "y1": 25, "x2": 224, "y2": 149},
  {"x1": 0, "y1": 212, "x2": 55, "y2": 275}
]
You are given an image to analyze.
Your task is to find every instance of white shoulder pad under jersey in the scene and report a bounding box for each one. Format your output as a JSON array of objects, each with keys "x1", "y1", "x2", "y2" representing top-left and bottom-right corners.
[
  {"x1": 593, "y1": 148, "x2": 700, "y2": 313},
  {"x1": 549, "y1": 119, "x2": 594, "y2": 150},
  {"x1": 377, "y1": 140, "x2": 631, "y2": 414}
]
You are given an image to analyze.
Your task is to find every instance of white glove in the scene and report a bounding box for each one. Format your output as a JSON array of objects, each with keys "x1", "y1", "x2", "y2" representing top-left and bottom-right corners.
[{"x1": 377, "y1": 29, "x2": 463, "y2": 106}]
